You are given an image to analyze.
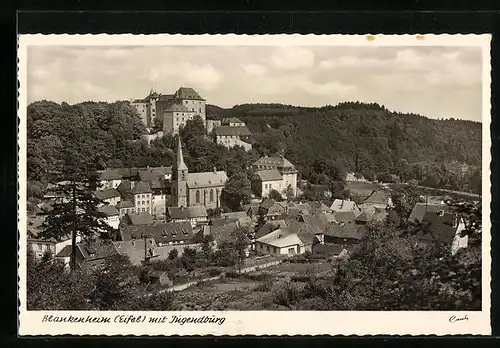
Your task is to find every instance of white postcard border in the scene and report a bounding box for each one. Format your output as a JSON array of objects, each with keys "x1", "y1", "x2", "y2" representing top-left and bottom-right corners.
[{"x1": 17, "y1": 34, "x2": 492, "y2": 336}]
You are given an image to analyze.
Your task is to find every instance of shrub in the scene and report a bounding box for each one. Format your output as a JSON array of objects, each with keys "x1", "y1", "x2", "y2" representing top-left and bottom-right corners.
[
  {"x1": 254, "y1": 280, "x2": 273, "y2": 292},
  {"x1": 272, "y1": 280, "x2": 301, "y2": 308},
  {"x1": 225, "y1": 271, "x2": 241, "y2": 279},
  {"x1": 208, "y1": 268, "x2": 223, "y2": 277},
  {"x1": 168, "y1": 249, "x2": 179, "y2": 260}
]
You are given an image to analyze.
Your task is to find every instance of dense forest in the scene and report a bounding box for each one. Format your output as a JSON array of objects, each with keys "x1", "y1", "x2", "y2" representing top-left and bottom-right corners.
[
  {"x1": 26, "y1": 100, "x2": 482, "y2": 194},
  {"x1": 207, "y1": 102, "x2": 482, "y2": 193}
]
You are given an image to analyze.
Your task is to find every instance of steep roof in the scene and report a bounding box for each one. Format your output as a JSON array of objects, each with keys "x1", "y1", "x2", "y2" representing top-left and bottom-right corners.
[
  {"x1": 98, "y1": 169, "x2": 122, "y2": 181},
  {"x1": 222, "y1": 117, "x2": 245, "y2": 125},
  {"x1": 333, "y1": 211, "x2": 358, "y2": 224},
  {"x1": 408, "y1": 202, "x2": 449, "y2": 224},
  {"x1": 354, "y1": 211, "x2": 371, "y2": 223},
  {"x1": 116, "y1": 200, "x2": 134, "y2": 209},
  {"x1": 98, "y1": 205, "x2": 120, "y2": 217},
  {"x1": 94, "y1": 188, "x2": 121, "y2": 200},
  {"x1": 364, "y1": 190, "x2": 391, "y2": 205},
  {"x1": 127, "y1": 212, "x2": 154, "y2": 226},
  {"x1": 187, "y1": 171, "x2": 228, "y2": 189},
  {"x1": 253, "y1": 169, "x2": 283, "y2": 182},
  {"x1": 138, "y1": 166, "x2": 172, "y2": 181},
  {"x1": 55, "y1": 245, "x2": 73, "y2": 258},
  {"x1": 259, "y1": 198, "x2": 276, "y2": 210},
  {"x1": 418, "y1": 211, "x2": 456, "y2": 243},
  {"x1": 158, "y1": 94, "x2": 174, "y2": 102},
  {"x1": 330, "y1": 199, "x2": 358, "y2": 213},
  {"x1": 255, "y1": 220, "x2": 288, "y2": 239},
  {"x1": 312, "y1": 243, "x2": 346, "y2": 258},
  {"x1": 214, "y1": 126, "x2": 251, "y2": 137},
  {"x1": 174, "y1": 87, "x2": 205, "y2": 101},
  {"x1": 77, "y1": 241, "x2": 118, "y2": 261},
  {"x1": 253, "y1": 156, "x2": 296, "y2": 169},
  {"x1": 256, "y1": 228, "x2": 304, "y2": 248},
  {"x1": 113, "y1": 238, "x2": 157, "y2": 266},
  {"x1": 132, "y1": 181, "x2": 152, "y2": 195},
  {"x1": 209, "y1": 217, "x2": 239, "y2": 227},
  {"x1": 325, "y1": 224, "x2": 367, "y2": 241},
  {"x1": 168, "y1": 206, "x2": 208, "y2": 219},
  {"x1": 148, "y1": 221, "x2": 194, "y2": 244}
]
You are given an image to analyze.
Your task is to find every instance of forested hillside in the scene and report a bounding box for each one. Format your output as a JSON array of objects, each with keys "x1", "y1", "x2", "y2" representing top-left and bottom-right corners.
[
  {"x1": 26, "y1": 100, "x2": 482, "y2": 194},
  {"x1": 208, "y1": 102, "x2": 482, "y2": 192}
]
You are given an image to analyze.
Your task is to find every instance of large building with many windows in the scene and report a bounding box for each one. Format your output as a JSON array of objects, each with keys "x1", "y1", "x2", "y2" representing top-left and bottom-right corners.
[{"x1": 130, "y1": 87, "x2": 206, "y2": 132}]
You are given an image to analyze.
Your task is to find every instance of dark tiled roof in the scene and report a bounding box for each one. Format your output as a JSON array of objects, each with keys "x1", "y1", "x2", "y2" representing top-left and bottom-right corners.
[
  {"x1": 354, "y1": 211, "x2": 371, "y2": 223},
  {"x1": 77, "y1": 241, "x2": 118, "y2": 261},
  {"x1": 364, "y1": 190, "x2": 390, "y2": 205},
  {"x1": 94, "y1": 188, "x2": 121, "y2": 200},
  {"x1": 127, "y1": 212, "x2": 154, "y2": 226},
  {"x1": 98, "y1": 205, "x2": 120, "y2": 217},
  {"x1": 168, "y1": 206, "x2": 208, "y2": 219},
  {"x1": 214, "y1": 126, "x2": 251, "y2": 137},
  {"x1": 56, "y1": 245, "x2": 73, "y2": 257},
  {"x1": 209, "y1": 217, "x2": 239, "y2": 227},
  {"x1": 325, "y1": 224, "x2": 367, "y2": 241},
  {"x1": 312, "y1": 243, "x2": 346, "y2": 258},
  {"x1": 158, "y1": 94, "x2": 174, "y2": 102},
  {"x1": 175, "y1": 87, "x2": 205, "y2": 101},
  {"x1": 132, "y1": 181, "x2": 152, "y2": 194},
  {"x1": 253, "y1": 169, "x2": 282, "y2": 182},
  {"x1": 418, "y1": 211, "x2": 456, "y2": 243},
  {"x1": 253, "y1": 156, "x2": 295, "y2": 169},
  {"x1": 187, "y1": 171, "x2": 228, "y2": 189},
  {"x1": 408, "y1": 203, "x2": 449, "y2": 224},
  {"x1": 209, "y1": 221, "x2": 240, "y2": 243},
  {"x1": 98, "y1": 170, "x2": 122, "y2": 181},
  {"x1": 260, "y1": 198, "x2": 276, "y2": 210},
  {"x1": 334, "y1": 211, "x2": 357, "y2": 224},
  {"x1": 255, "y1": 220, "x2": 287, "y2": 239},
  {"x1": 116, "y1": 200, "x2": 134, "y2": 209},
  {"x1": 148, "y1": 221, "x2": 194, "y2": 244},
  {"x1": 222, "y1": 117, "x2": 244, "y2": 125}
]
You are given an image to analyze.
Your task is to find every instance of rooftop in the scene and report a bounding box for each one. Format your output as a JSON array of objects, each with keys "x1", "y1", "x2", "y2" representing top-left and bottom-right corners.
[
  {"x1": 187, "y1": 171, "x2": 228, "y2": 189},
  {"x1": 116, "y1": 200, "x2": 134, "y2": 209},
  {"x1": 325, "y1": 224, "x2": 367, "y2": 241},
  {"x1": 94, "y1": 188, "x2": 121, "y2": 201},
  {"x1": 408, "y1": 202, "x2": 449, "y2": 224},
  {"x1": 127, "y1": 212, "x2": 154, "y2": 226},
  {"x1": 174, "y1": 87, "x2": 205, "y2": 101},
  {"x1": 132, "y1": 181, "x2": 152, "y2": 195},
  {"x1": 98, "y1": 204, "x2": 120, "y2": 217},
  {"x1": 330, "y1": 199, "x2": 358, "y2": 213},
  {"x1": 98, "y1": 169, "x2": 122, "y2": 181},
  {"x1": 253, "y1": 156, "x2": 296, "y2": 169},
  {"x1": 214, "y1": 126, "x2": 251, "y2": 137},
  {"x1": 253, "y1": 169, "x2": 283, "y2": 182},
  {"x1": 168, "y1": 206, "x2": 208, "y2": 219}
]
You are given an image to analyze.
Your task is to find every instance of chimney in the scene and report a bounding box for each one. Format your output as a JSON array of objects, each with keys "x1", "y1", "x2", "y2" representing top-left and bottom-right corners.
[{"x1": 278, "y1": 234, "x2": 282, "y2": 238}]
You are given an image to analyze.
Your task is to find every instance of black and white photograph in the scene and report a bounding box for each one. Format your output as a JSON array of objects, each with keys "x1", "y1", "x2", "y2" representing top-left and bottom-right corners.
[{"x1": 17, "y1": 34, "x2": 491, "y2": 335}]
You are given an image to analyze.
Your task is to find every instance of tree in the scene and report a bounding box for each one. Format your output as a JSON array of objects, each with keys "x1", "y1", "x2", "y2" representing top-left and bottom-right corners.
[
  {"x1": 268, "y1": 189, "x2": 283, "y2": 202},
  {"x1": 180, "y1": 116, "x2": 206, "y2": 144},
  {"x1": 181, "y1": 248, "x2": 198, "y2": 272},
  {"x1": 283, "y1": 184, "x2": 295, "y2": 201},
  {"x1": 254, "y1": 212, "x2": 267, "y2": 234},
  {"x1": 168, "y1": 249, "x2": 179, "y2": 260},
  {"x1": 232, "y1": 226, "x2": 251, "y2": 273},
  {"x1": 221, "y1": 172, "x2": 252, "y2": 211},
  {"x1": 363, "y1": 170, "x2": 375, "y2": 182},
  {"x1": 391, "y1": 185, "x2": 423, "y2": 222}
]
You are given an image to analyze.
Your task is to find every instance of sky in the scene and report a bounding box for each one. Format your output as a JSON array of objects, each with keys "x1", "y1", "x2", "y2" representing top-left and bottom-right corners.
[{"x1": 27, "y1": 45, "x2": 483, "y2": 121}]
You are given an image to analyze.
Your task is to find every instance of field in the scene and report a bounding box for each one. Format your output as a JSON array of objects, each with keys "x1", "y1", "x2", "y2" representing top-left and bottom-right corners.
[
  {"x1": 345, "y1": 181, "x2": 381, "y2": 198},
  {"x1": 172, "y1": 261, "x2": 335, "y2": 310}
]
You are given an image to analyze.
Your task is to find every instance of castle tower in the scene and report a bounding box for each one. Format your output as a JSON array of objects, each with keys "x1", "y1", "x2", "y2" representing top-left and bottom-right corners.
[{"x1": 175, "y1": 137, "x2": 188, "y2": 207}]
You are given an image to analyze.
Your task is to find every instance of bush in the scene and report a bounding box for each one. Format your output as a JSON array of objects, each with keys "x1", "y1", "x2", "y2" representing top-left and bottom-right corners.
[
  {"x1": 168, "y1": 249, "x2": 179, "y2": 260},
  {"x1": 208, "y1": 268, "x2": 223, "y2": 277},
  {"x1": 225, "y1": 271, "x2": 241, "y2": 279},
  {"x1": 272, "y1": 280, "x2": 301, "y2": 308},
  {"x1": 243, "y1": 272, "x2": 272, "y2": 281},
  {"x1": 254, "y1": 280, "x2": 273, "y2": 292}
]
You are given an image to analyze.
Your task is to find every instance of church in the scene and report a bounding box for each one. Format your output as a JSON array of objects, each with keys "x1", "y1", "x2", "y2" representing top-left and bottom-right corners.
[{"x1": 172, "y1": 138, "x2": 228, "y2": 210}]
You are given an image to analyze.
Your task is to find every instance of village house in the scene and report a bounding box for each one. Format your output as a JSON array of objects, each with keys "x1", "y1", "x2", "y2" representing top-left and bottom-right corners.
[
  {"x1": 122, "y1": 211, "x2": 155, "y2": 227},
  {"x1": 251, "y1": 155, "x2": 298, "y2": 198},
  {"x1": 98, "y1": 205, "x2": 120, "y2": 230},
  {"x1": 323, "y1": 224, "x2": 368, "y2": 246},
  {"x1": 132, "y1": 181, "x2": 153, "y2": 214},
  {"x1": 113, "y1": 238, "x2": 158, "y2": 266},
  {"x1": 172, "y1": 138, "x2": 227, "y2": 210},
  {"x1": 70, "y1": 241, "x2": 119, "y2": 271},
  {"x1": 115, "y1": 200, "x2": 135, "y2": 219},
  {"x1": 97, "y1": 169, "x2": 122, "y2": 189},
  {"x1": 358, "y1": 190, "x2": 393, "y2": 218},
  {"x1": 94, "y1": 188, "x2": 121, "y2": 206},
  {"x1": 213, "y1": 125, "x2": 252, "y2": 151},
  {"x1": 311, "y1": 243, "x2": 349, "y2": 261},
  {"x1": 257, "y1": 198, "x2": 289, "y2": 220},
  {"x1": 333, "y1": 211, "x2": 358, "y2": 225},
  {"x1": 167, "y1": 206, "x2": 209, "y2": 227},
  {"x1": 206, "y1": 119, "x2": 221, "y2": 134},
  {"x1": 330, "y1": 199, "x2": 361, "y2": 215}
]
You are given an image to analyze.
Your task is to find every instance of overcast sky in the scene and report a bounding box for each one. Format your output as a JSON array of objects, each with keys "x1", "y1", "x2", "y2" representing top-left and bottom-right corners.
[{"x1": 27, "y1": 45, "x2": 483, "y2": 121}]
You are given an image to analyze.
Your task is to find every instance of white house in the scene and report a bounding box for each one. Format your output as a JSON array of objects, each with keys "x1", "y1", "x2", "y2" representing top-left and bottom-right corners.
[
  {"x1": 251, "y1": 156, "x2": 298, "y2": 198},
  {"x1": 94, "y1": 188, "x2": 121, "y2": 206},
  {"x1": 255, "y1": 229, "x2": 305, "y2": 256},
  {"x1": 251, "y1": 169, "x2": 284, "y2": 198},
  {"x1": 98, "y1": 169, "x2": 123, "y2": 189},
  {"x1": 451, "y1": 217, "x2": 470, "y2": 256},
  {"x1": 98, "y1": 205, "x2": 120, "y2": 230}
]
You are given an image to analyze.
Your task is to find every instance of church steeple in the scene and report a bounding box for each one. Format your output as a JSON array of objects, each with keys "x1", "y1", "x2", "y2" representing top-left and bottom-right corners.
[{"x1": 177, "y1": 137, "x2": 188, "y2": 171}]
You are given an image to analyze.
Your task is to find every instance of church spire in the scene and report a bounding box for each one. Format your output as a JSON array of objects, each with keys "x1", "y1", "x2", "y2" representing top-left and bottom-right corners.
[{"x1": 177, "y1": 137, "x2": 188, "y2": 171}]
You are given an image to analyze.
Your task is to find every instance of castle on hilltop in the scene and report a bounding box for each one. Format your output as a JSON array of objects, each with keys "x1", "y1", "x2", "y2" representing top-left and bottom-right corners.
[{"x1": 130, "y1": 87, "x2": 206, "y2": 134}]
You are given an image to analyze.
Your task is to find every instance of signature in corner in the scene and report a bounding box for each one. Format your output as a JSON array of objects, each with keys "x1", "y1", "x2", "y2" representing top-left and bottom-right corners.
[{"x1": 449, "y1": 314, "x2": 469, "y2": 323}]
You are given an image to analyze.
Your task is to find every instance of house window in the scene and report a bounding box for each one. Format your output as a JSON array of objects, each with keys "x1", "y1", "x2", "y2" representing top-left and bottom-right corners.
[
  {"x1": 147, "y1": 207, "x2": 150, "y2": 212},
  {"x1": 264, "y1": 184, "x2": 268, "y2": 189},
  {"x1": 146, "y1": 200, "x2": 149, "y2": 205},
  {"x1": 266, "y1": 245, "x2": 270, "y2": 252},
  {"x1": 196, "y1": 190, "x2": 200, "y2": 203},
  {"x1": 209, "y1": 189, "x2": 214, "y2": 202},
  {"x1": 142, "y1": 208, "x2": 145, "y2": 212},
  {"x1": 142, "y1": 201, "x2": 145, "y2": 205}
]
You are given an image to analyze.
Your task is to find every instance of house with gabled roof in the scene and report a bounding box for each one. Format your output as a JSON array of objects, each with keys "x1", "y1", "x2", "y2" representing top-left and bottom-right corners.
[
  {"x1": 330, "y1": 199, "x2": 361, "y2": 215},
  {"x1": 132, "y1": 181, "x2": 153, "y2": 214},
  {"x1": 94, "y1": 188, "x2": 121, "y2": 206},
  {"x1": 167, "y1": 205, "x2": 208, "y2": 227},
  {"x1": 98, "y1": 205, "x2": 120, "y2": 230},
  {"x1": 97, "y1": 169, "x2": 122, "y2": 189},
  {"x1": 251, "y1": 155, "x2": 298, "y2": 198},
  {"x1": 213, "y1": 125, "x2": 252, "y2": 151}
]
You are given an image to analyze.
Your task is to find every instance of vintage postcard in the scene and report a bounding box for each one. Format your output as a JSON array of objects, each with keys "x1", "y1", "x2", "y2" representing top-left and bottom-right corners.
[{"x1": 18, "y1": 34, "x2": 491, "y2": 335}]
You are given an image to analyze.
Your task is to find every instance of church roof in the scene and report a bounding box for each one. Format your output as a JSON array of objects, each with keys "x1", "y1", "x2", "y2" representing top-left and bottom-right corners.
[
  {"x1": 174, "y1": 87, "x2": 205, "y2": 101},
  {"x1": 187, "y1": 171, "x2": 228, "y2": 189}
]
